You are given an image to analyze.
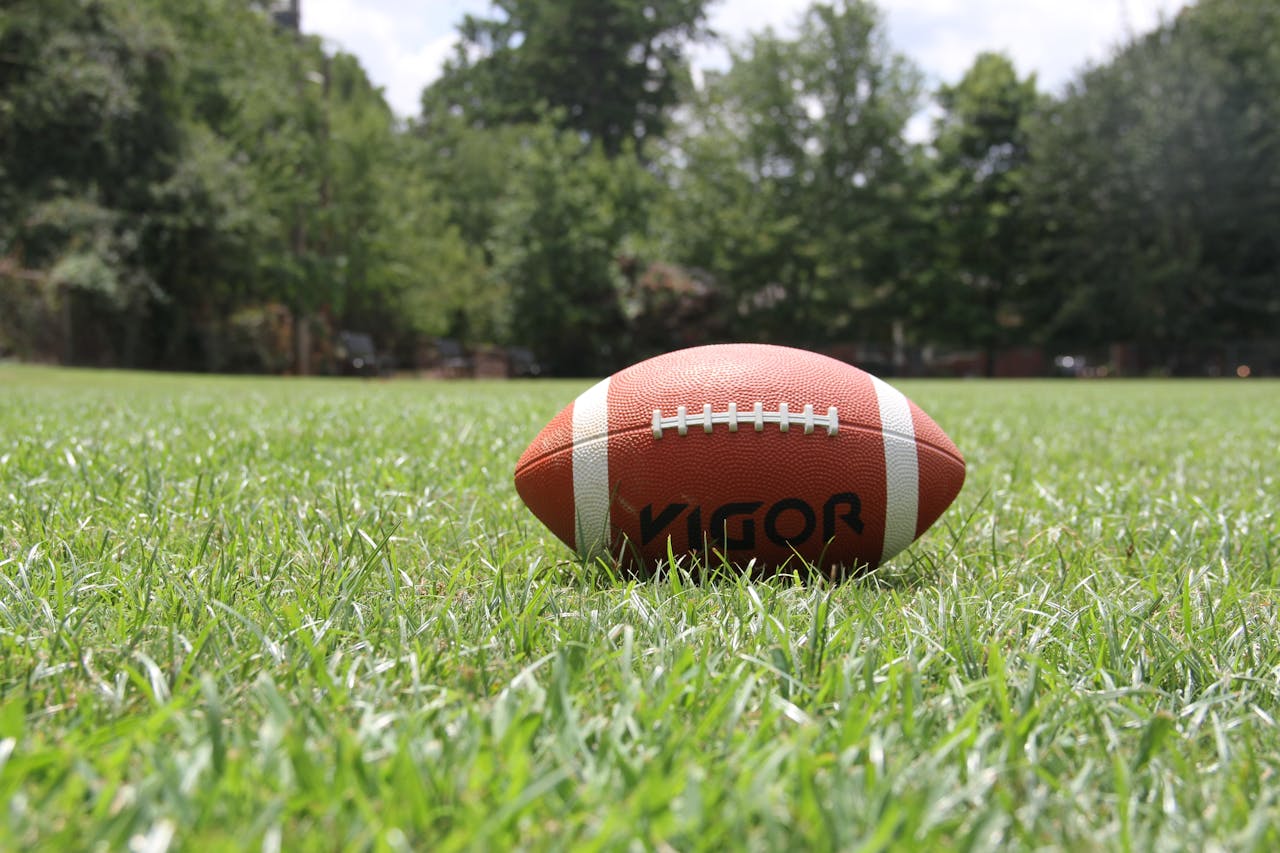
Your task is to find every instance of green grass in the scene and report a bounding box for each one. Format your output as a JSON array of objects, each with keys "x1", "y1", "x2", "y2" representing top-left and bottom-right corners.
[{"x1": 1, "y1": 365, "x2": 1278, "y2": 851}]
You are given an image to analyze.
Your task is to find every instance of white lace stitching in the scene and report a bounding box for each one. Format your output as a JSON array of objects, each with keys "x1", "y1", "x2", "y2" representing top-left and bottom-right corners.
[{"x1": 651, "y1": 404, "x2": 838, "y2": 438}]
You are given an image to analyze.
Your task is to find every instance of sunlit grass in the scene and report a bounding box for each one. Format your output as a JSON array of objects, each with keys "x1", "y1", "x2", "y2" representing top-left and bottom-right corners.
[{"x1": 1, "y1": 366, "x2": 1278, "y2": 850}]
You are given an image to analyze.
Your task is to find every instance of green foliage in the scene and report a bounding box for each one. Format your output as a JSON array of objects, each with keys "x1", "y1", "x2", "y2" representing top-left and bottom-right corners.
[
  {"x1": 411, "y1": 112, "x2": 527, "y2": 267},
  {"x1": 3, "y1": 0, "x2": 1278, "y2": 374},
  {"x1": 0, "y1": 0, "x2": 179, "y2": 311},
  {"x1": 925, "y1": 53, "x2": 1041, "y2": 366},
  {"x1": 654, "y1": 1, "x2": 924, "y2": 346},
  {"x1": 1, "y1": 0, "x2": 497, "y2": 369},
  {"x1": 1025, "y1": 0, "x2": 1280, "y2": 354},
  {"x1": 27, "y1": 197, "x2": 149, "y2": 305},
  {"x1": 424, "y1": 0, "x2": 710, "y2": 156},
  {"x1": 491, "y1": 122, "x2": 655, "y2": 374},
  {"x1": 360, "y1": 135, "x2": 496, "y2": 342},
  {"x1": 3, "y1": 368, "x2": 1280, "y2": 846}
]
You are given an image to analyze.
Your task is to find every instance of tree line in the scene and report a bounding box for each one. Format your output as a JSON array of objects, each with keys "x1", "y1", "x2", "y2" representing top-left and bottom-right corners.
[{"x1": 1, "y1": 0, "x2": 1276, "y2": 376}]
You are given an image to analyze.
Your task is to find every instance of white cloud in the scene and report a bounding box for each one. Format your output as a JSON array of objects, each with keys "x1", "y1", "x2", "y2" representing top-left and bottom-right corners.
[
  {"x1": 709, "y1": 0, "x2": 812, "y2": 42},
  {"x1": 882, "y1": 0, "x2": 1185, "y2": 92},
  {"x1": 390, "y1": 34, "x2": 458, "y2": 113},
  {"x1": 305, "y1": 0, "x2": 465, "y2": 115}
]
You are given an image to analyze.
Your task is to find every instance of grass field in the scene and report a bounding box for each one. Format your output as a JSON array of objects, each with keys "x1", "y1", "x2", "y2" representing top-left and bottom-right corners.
[{"x1": 1, "y1": 365, "x2": 1278, "y2": 851}]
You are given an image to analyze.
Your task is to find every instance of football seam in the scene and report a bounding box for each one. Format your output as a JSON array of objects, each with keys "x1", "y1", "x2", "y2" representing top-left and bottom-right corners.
[{"x1": 514, "y1": 422, "x2": 963, "y2": 475}]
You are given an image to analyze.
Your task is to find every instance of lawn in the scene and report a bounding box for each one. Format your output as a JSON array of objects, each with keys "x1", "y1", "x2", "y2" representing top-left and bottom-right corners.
[{"x1": 1, "y1": 365, "x2": 1278, "y2": 850}]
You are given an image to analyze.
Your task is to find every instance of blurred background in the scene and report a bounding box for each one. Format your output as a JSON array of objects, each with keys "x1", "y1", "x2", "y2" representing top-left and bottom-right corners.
[{"x1": 1, "y1": 0, "x2": 1276, "y2": 378}]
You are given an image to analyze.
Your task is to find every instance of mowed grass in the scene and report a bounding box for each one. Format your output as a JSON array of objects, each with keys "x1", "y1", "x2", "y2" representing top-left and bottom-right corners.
[{"x1": 1, "y1": 365, "x2": 1278, "y2": 851}]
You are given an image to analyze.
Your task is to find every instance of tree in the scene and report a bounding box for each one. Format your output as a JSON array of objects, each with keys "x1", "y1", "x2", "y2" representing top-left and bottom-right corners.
[
  {"x1": 423, "y1": 0, "x2": 710, "y2": 157},
  {"x1": 1025, "y1": 0, "x2": 1280, "y2": 364},
  {"x1": 0, "y1": 0, "x2": 186, "y2": 362},
  {"x1": 410, "y1": 111, "x2": 526, "y2": 261},
  {"x1": 1, "y1": 0, "x2": 495, "y2": 370},
  {"x1": 347, "y1": 133, "x2": 495, "y2": 349},
  {"x1": 137, "y1": 0, "x2": 334, "y2": 368},
  {"x1": 927, "y1": 52, "x2": 1041, "y2": 372},
  {"x1": 490, "y1": 121, "x2": 654, "y2": 374},
  {"x1": 654, "y1": 1, "x2": 924, "y2": 347}
]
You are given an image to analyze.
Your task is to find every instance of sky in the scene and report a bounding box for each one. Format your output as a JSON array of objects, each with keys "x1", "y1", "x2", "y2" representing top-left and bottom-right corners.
[{"x1": 302, "y1": 0, "x2": 1187, "y2": 119}]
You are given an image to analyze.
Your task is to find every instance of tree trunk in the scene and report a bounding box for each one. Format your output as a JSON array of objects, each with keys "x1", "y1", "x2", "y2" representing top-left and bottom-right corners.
[
  {"x1": 60, "y1": 284, "x2": 74, "y2": 365},
  {"x1": 295, "y1": 313, "x2": 311, "y2": 375}
]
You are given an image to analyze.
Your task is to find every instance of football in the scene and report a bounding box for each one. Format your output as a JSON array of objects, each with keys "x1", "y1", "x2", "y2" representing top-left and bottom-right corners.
[{"x1": 514, "y1": 343, "x2": 965, "y2": 576}]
